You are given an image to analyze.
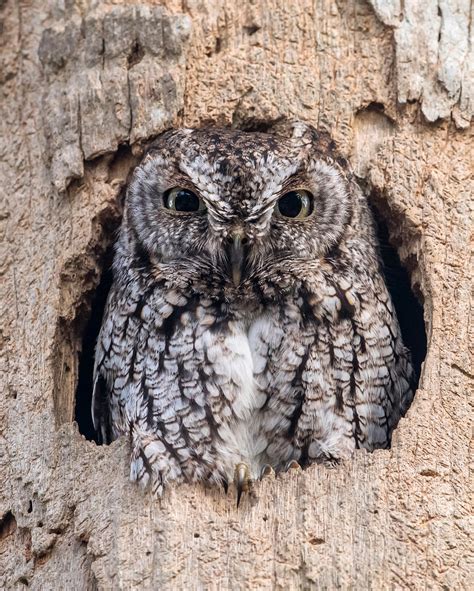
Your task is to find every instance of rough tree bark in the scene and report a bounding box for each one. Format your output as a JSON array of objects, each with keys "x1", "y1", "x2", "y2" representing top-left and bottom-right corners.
[{"x1": 0, "y1": 1, "x2": 472, "y2": 589}]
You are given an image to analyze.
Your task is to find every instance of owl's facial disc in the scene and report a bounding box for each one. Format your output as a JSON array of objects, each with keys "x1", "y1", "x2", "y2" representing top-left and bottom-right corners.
[{"x1": 127, "y1": 126, "x2": 352, "y2": 293}]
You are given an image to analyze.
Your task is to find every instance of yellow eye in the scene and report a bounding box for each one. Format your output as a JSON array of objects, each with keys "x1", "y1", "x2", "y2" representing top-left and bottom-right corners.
[
  {"x1": 276, "y1": 190, "x2": 314, "y2": 219},
  {"x1": 163, "y1": 188, "x2": 206, "y2": 213}
]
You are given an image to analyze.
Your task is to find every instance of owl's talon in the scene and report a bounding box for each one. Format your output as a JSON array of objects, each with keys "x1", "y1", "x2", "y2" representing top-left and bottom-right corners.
[
  {"x1": 285, "y1": 459, "x2": 302, "y2": 472},
  {"x1": 323, "y1": 455, "x2": 341, "y2": 468},
  {"x1": 234, "y1": 463, "x2": 251, "y2": 507},
  {"x1": 260, "y1": 464, "x2": 275, "y2": 480}
]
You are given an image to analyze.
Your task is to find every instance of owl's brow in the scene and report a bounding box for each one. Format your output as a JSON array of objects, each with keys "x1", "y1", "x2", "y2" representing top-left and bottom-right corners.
[
  {"x1": 279, "y1": 171, "x2": 312, "y2": 192},
  {"x1": 177, "y1": 160, "x2": 229, "y2": 202},
  {"x1": 246, "y1": 169, "x2": 310, "y2": 222},
  {"x1": 161, "y1": 159, "x2": 198, "y2": 188}
]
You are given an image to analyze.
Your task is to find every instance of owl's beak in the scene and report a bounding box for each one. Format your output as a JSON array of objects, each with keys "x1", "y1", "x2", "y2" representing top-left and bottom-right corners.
[{"x1": 227, "y1": 232, "x2": 249, "y2": 286}]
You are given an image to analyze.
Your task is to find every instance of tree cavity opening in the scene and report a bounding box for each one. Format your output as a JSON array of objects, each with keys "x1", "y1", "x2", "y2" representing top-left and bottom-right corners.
[
  {"x1": 52, "y1": 143, "x2": 138, "y2": 439},
  {"x1": 73, "y1": 158, "x2": 427, "y2": 446}
]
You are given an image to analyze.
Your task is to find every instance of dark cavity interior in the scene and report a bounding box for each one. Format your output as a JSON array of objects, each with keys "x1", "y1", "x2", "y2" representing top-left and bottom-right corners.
[
  {"x1": 75, "y1": 211, "x2": 427, "y2": 444},
  {"x1": 374, "y1": 214, "x2": 426, "y2": 380},
  {"x1": 75, "y1": 248, "x2": 114, "y2": 443}
]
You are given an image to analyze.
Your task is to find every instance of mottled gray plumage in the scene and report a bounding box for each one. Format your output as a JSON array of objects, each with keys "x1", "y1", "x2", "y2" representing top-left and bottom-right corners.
[{"x1": 93, "y1": 122, "x2": 414, "y2": 498}]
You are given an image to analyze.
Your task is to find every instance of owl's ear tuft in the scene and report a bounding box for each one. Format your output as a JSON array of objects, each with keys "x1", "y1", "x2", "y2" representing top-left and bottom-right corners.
[
  {"x1": 284, "y1": 120, "x2": 316, "y2": 140},
  {"x1": 144, "y1": 128, "x2": 194, "y2": 158}
]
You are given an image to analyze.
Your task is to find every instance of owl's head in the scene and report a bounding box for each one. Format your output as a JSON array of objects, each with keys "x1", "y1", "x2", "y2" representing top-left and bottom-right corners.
[{"x1": 123, "y1": 122, "x2": 355, "y2": 297}]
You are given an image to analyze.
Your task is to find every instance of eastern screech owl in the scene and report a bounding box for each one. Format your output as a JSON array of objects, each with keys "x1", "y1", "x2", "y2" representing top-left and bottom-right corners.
[{"x1": 93, "y1": 121, "x2": 414, "y2": 502}]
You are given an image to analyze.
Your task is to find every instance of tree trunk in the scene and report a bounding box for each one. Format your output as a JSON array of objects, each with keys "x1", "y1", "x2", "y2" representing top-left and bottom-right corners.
[{"x1": 1, "y1": 1, "x2": 472, "y2": 589}]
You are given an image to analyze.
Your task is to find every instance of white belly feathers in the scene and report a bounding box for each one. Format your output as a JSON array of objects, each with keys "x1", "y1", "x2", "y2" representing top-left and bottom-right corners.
[{"x1": 201, "y1": 315, "x2": 274, "y2": 478}]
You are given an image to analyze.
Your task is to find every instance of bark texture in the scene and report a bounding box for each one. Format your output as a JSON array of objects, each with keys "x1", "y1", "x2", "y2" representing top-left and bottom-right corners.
[{"x1": 0, "y1": 1, "x2": 472, "y2": 589}]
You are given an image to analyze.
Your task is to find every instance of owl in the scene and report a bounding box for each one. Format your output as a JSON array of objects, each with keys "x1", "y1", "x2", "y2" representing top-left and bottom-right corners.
[{"x1": 92, "y1": 121, "x2": 415, "y2": 502}]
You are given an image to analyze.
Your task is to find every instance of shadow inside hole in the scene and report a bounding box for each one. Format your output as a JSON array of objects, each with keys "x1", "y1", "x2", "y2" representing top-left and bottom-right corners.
[
  {"x1": 373, "y1": 210, "x2": 427, "y2": 383},
  {"x1": 75, "y1": 211, "x2": 426, "y2": 443},
  {"x1": 75, "y1": 249, "x2": 114, "y2": 443}
]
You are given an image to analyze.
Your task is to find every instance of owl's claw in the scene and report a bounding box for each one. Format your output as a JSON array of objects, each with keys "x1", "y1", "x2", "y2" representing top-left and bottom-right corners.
[
  {"x1": 234, "y1": 462, "x2": 251, "y2": 507},
  {"x1": 285, "y1": 459, "x2": 302, "y2": 472},
  {"x1": 260, "y1": 464, "x2": 275, "y2": 479}
]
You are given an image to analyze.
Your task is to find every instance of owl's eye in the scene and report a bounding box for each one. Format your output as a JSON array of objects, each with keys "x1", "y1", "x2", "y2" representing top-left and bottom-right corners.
[
  {"x1": 163, "y1": 187, "x2": 206, "y2": 213},
  {"x1": 276, "y1": 190, "x2": 314, "y2": 219}
]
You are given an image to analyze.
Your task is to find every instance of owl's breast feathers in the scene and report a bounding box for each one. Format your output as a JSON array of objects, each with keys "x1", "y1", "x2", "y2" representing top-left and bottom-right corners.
[{"x1": 93, "y1": 264, "x2": 414, "y2": 489}]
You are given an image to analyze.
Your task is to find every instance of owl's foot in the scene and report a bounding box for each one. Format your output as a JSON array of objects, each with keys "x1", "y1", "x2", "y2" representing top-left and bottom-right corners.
[
  {"x1": 260, "y1": 464, "x2": 275, "y2": 479},
  {"x1": 234, "y1": 462, "x2": 252, "y2": 507},
  {"x1": 321, "y1": 454, "x2": 342, "y2": 468},
  {"x1": 285, "y1": 459, "x2": 302, "y2": 472}
]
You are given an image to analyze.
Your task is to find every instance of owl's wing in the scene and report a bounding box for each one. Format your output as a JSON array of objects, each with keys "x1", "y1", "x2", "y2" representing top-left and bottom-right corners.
[
  {"x1": 91, "y1": 286, "x2": 126, "y2": 445},
  {"x1": 92, "y1": 372, "x2": 113, "y2": 445},
  {"x1": 278, "y1": 270, "x2": 416, "y2": 461}
]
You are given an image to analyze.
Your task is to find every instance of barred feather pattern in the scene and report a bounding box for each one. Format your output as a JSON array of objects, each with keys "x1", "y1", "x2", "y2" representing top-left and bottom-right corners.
[{"x1": 93, "y1": 123, "x2": 415, "y2": 496}]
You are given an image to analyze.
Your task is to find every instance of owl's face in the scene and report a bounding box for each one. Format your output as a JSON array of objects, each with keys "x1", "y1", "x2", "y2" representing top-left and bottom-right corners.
[{"x1": 126, "y1": 123, "x2": 352, "y2": 296}]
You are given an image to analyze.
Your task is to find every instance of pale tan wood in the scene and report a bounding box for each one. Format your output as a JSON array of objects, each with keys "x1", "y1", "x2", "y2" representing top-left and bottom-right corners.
[{"x1": 0, "y1": 1, "x2": 472, "y2": 589}]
